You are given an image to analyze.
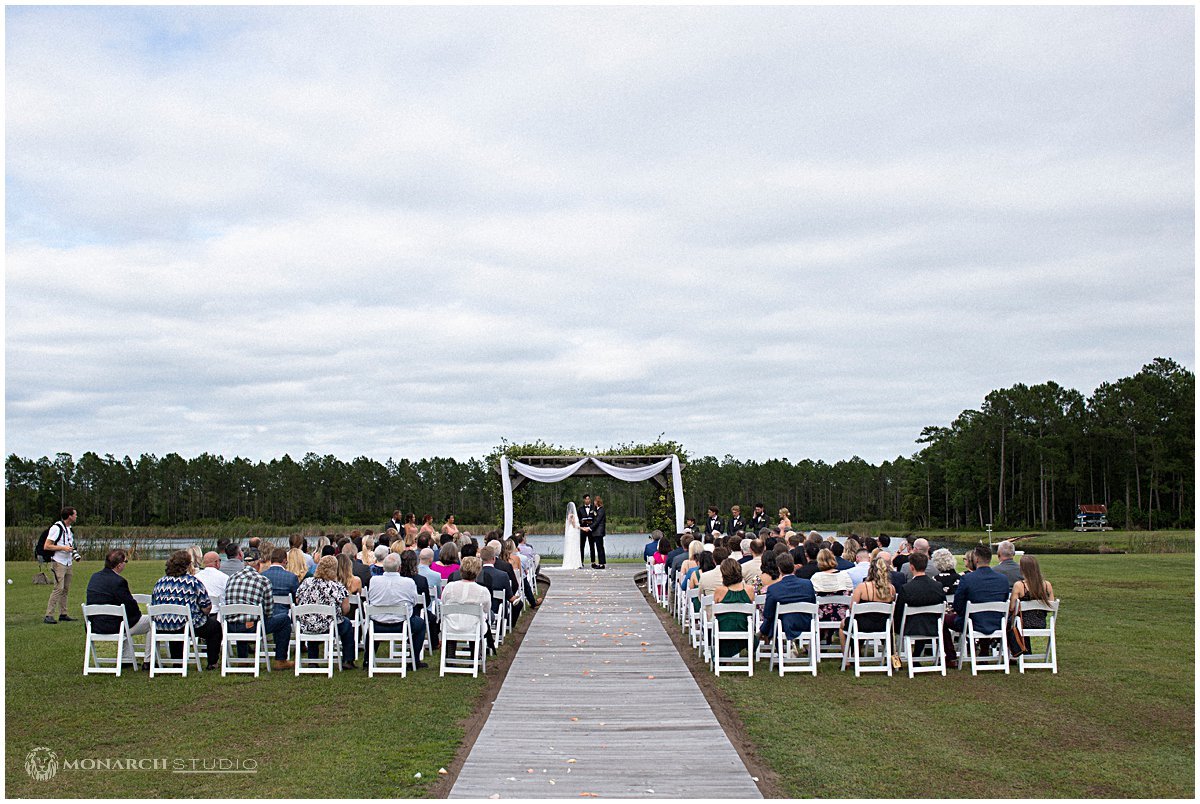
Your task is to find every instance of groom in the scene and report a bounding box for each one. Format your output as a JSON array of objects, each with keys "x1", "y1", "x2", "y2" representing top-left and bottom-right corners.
[
  {"x1": 587, "y1": 496, "x2": 607, "y2": 569},
  {"x1": 579, "y1": 495, "x2": 596, "y2": 566}
]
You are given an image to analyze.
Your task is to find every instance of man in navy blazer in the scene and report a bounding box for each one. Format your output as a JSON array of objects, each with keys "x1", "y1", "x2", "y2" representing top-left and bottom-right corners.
[
  {"x1": 951, "y1": 544, "x2": 1011, "y2": 635},
  {"x1": 477, "y1": 545, "x2": 513, "y2": 616},
  {"x1": 758, "y1": 553, "x2": 816, "y2": 643},
  {"x1": 85, "y1": 548, "x2": 146, "y2": 636}
]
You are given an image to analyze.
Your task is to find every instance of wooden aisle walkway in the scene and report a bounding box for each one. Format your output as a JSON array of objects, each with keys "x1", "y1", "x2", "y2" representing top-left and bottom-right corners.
[{"x1": 449, "y1": 565, "x2": 762, "y2": 799}]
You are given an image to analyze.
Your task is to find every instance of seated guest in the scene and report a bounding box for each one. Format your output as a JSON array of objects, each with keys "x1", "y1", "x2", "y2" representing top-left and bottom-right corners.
[
  {"x1": 366, "y1": 552, "x2": 428, "y2": 668},
  {"x1": 738, "y1": 539, "x2": 753, "y2": 565},
  {"x1": 948, "y1": 544, "x2": 1010, "y2": 662},
  {"x1": 685, "y1": 552, "x2": 717, "y2": 612},
  {"x1": 220, "y1": 543, "x2": 246, "y2": 577},
  {"x1": 643, "y1": 530, "x2": 663, "y2": 562},
  {"x1": 401, "y1": 549, "x2": 440, "y2": 647},
  {"x1": 842, "y1": 537, "x2": 862, "y2": 565},
  {"x1": 337, "y1": 553, "x2": 363, "y2": 597},
  {"x1": 515, "y1": 531, "x2": 538, "y2": 573},
  {"x1": 698, "y1": 547, "x2": 731, "y2": 598},
  {"x1": 841, "y1": 554, "x2": 896, "y2": 649},
  {"x1": 726, "y1": 535, "x2": 744, "y2": 562},
  {"x1": 359, "y1": 535, "x2": 376, "y2": 567},
  {"x1": 286, "y1": 544, "x2": 311, "y2": 581},
  {"x1": 418, "y1": 548, "x2": 442, "y2": 600},
  {"x1": 811, "y1": 548, "x2": 854, "y2": 636},
  {"x1": 195, "y1": 551, "x2": 228, "y2": 614},
  {"x1": 787, "y1": 532, "x2": 805, "y2": 567},
  {"x1": 714, "y1": 559, "x2": 755, "y2": 657},
  {"x1": 223, "y1": 552, "x2": 287, "y2": 666},
  {"x1": 261, "y1": 547, "x2": 298, "y2": 669},
  {"x1": 417, "y1": 532, "x2": 440, "y2": 563},
  {"x1": 651, "y1": 535, "x2": 671, "y2": 565},
  {"x1": 345, "y1": 542, "x2": 371, "y2": 591},
  {"x1": 757, "y1": 552, "x2": 815, "y2": 650},
  {"x1": 796, "y1": 542, "x2": 822, "y2": 580},
  {"x1": 372, "y1": 545, "x2": 389, "y2": 575},
  {"x1": 151, "y1": 550, "x2": 222, "y2": 670},
  {"x1": 85, "y1": 549, "x2": 150, "y2": 660},
  {"x1": 893, "y1": 551, "x2": 945, "y2": 658},
  {"x1": 440, "y1": 556, "x2": 495, "y2": 655},
  {"x1": 901, "y1": 538, "x2": 933, "y2": 582},
  {"x1": 432, "y1": 542, "x2": 463, "y2": 580},
  {"x1": 994, "y1": 541, "x2": 1023, "y2": 589},
  {"x1": 667, "y1": 534, "x2": 692, "y2": 576},
  {"x1": 740, "y1": 539, "x2": 764, "y2": 586},
  {"x1": 1009, "y1": 555, "x2": 1054, "y2": 634},
  {"x1": 295, "y1": 556, "x2": 355, "y2": 670},
  {"x1": 478, "y1": 545, "x2": 516, "y2": 620},
  {"x1": 875, "y1": 551, "x2": 908, "y2": 591},
  {"x1": 831, "y1": 541, "x2": 854, "y2": 571},
  {"x1": 677, "y1": 540, "x2": 704, "y2": 590},
  {"x1": 846, "y1": 550, "x2": 871, "y2": 587},
  {"x1": 756, "y1": 550, "x2": 781, "y2": 595},
  {"x1": 930, "y1": 548, "x2": 961, "y2": 595}
]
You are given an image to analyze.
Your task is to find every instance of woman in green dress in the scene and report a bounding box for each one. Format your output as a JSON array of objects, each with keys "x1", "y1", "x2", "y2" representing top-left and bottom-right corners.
[{"x1": 714, "y1": 558, "x2": 756, "y2": 657}]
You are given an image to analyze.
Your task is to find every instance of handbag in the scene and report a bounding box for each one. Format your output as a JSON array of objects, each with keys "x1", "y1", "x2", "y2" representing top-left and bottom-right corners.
[{"x1": 1007, "y1": 611, "x2": 1028, "y2": 655}]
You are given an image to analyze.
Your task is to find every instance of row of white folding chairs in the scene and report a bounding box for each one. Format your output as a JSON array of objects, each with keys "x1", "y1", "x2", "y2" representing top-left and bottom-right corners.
[{"x1": 666, "y1": 583, "x2": 1058, "y2": 678}]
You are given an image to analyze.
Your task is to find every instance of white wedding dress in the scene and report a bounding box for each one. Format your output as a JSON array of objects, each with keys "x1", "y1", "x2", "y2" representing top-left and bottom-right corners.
[{"x1": 562, "y1": 502, "x2": 583, "y2": 570}]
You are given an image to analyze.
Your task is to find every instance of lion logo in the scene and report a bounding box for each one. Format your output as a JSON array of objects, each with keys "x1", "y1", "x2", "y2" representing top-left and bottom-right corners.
[{"x1": 25, "y1": 747, "x2": 58, "y2": 781}]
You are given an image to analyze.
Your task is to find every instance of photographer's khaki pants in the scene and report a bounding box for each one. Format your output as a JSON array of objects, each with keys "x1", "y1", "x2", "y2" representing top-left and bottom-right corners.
[{"x1": 45, "y1": 562, "x2": 72, "y2": 618}]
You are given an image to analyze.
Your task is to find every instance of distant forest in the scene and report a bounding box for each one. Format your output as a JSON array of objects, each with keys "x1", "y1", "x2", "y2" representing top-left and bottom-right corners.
[{"x1": 5, "y1": 358, "x2": 1193, "y2": 531}]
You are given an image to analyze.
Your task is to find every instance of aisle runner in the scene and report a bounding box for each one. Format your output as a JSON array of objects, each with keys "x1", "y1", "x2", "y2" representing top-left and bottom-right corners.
[{"x1": 449, "y1": 565, "x2": 762, "y2": 799}]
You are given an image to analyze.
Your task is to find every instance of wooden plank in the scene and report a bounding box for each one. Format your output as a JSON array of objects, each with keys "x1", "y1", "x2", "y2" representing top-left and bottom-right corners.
[{"x1": 449, "y1": 565, "x2": 761, "y2": 799}]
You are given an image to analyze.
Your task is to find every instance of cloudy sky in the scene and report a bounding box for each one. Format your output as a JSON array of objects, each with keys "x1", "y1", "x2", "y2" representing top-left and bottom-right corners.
[{"x1": 6, "y1": 5, "x2": 1194, "y2": 465}]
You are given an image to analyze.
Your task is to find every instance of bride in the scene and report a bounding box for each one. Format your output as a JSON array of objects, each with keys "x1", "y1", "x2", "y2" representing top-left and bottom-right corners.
[{"x1": 562, "y1": 502, "x2": 583, "y2": 570}]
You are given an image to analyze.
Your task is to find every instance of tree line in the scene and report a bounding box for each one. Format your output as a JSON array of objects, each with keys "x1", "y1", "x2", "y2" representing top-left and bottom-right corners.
[{"x1": 5, "y1": 357, "x2": 1192, "y2": 531}]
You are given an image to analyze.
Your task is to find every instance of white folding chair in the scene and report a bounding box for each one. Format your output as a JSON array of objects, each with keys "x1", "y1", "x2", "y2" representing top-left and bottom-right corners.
[
  {"x1": 219, "y1": 605, "x2": 271, "y2": 677},
  {"x1": 130, "y1": 594, "x2": 152, "y2": 665},
  {"x1": 698, "y1": 594, "x2": 715, "y2": 662},
  {"x1": 710, "y1": 602, "x2": 756, "y2": 676},
  {"x1": 348, "y1": 593, "x2": 365, "y2": 655},
  {"x1": 1016, "y1": 599, "x2": 1059, "y2": 673},
  {"x1": 147, "y1": 604, "x2": 203, "y2": 677},
  {"x1": 770, "y1": 602, "x2": 819, "y2": 677},
  {"x1": 840, "y1": 601, "x2": 895, "y2": 676},
  {"x1": 440, "y1": 602, "x2": 487, "y2": 677},
  {"x1": 82, "y1": 604, "x2": 138, "y2": 676},
  {"x1": 291, "y1": 603, "x2": 340, "y2": 677},
  {"x1": 490, "y1": 590, "x2": 508, "y2": 646},
  {"x1": 816, "y1": 594, "x2": 852, "y2": 661},
  {"x1": 897, "y1": 603, "x2": 947, "y2": 677},
  {"x1": 650, "y1": 564, "x2": 669, "y2": 607},
  {"x1": 684, "y1": 588, "x2": 703, "y2": 649},
  {"x1": 364, "y1": 602, "x2": 412, "y2": 677},
  {"x1": 961, "y1": 601, "x2": 1010, "y2": 675}
]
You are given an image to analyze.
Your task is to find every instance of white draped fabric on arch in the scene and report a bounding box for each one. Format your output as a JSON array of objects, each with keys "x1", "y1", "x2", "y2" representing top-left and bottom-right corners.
[{"x1": 499, "y1": 455, "x2": 686, "y2": 540}]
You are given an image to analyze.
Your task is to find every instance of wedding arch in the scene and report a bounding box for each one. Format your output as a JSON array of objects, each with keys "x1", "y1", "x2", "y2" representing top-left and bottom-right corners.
[{"x1": 498, "y1": 454, "x2": 686, "y2": 539}]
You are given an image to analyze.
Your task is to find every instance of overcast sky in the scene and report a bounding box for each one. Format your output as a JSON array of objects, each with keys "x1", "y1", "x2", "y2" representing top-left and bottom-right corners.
[{"x1": 5, "y1": 5, "x2": 1194, "y2": 466}]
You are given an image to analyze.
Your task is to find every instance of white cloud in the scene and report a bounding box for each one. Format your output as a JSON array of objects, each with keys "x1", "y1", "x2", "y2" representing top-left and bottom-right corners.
[{"x1": 5, "y1": 5, "x2": 1194, "y2": 465}]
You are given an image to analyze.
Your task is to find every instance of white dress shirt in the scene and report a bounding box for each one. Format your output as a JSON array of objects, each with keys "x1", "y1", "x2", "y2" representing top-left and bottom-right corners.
[
  {"x1": 195, "y1": 566, "x2": 229, "y2": 613},
  {"x1": 366, "y1": 571, "x2": 418, "y2": 624}
]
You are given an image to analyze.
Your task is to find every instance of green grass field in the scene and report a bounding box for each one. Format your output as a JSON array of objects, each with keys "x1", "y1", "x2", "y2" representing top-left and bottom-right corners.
[
  {"x1": 4, "y1": 560, "x2": 498, "y2": 798},
  {"x1": 6, "y1": 554, "x2": 1195, "y2": 798},
  {"x1": 710, "y1": 553, "x2": 1195, "y2": 798}
]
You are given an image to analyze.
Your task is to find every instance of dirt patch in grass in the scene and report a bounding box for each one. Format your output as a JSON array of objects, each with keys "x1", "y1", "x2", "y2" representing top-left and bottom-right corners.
[
  {"x1": 428, "y1": 578, "x2": 548, "y2": 798},
  {"x1": 635, "y1": 579, "x2": 785, "y2": 798}
]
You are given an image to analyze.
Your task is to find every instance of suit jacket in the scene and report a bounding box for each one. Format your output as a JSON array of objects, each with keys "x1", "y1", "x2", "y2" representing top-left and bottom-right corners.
[
  {"x1": 352, "y1": 558, "x2": 372, "y2": 591},
  {"x1": 759, "y1": 575, "x2": 816, "y2": 640},
  {"x1": 643, "y1": 540, "x2": 659, "y2": 561},
  {"x1": 894, "y1": 574, "x2": 945, "y2": 636},
  {"x1": 477, "y1": 565, "x2": 511, "y2": 614},
  {"x1": 590, "y1": 506, "x2": 607, "y2": 541},
  {"x1": 994, "y1": 559, "x2": 1023, "y2": 590},
  {"x1": 728, "y1": 516, "x2": 746, "y2": 534},
  {"x1": 953, "y1": 566, "x2": 1010, "y2": 634},
  {"x1": 748, "y1": 513, "x2": 770, "y2": 533},
  {"x1": 383, "y1": 519, "x2": 403, "y2": 535},
  {"x1": 85, "y1": 567, "x2": 142, "y2": 634},
  {"x1": 579, "y1": 505, "x2": 595, "y2": 528},
  {"x1": 706, "y1": 516, "x2": 725, "y2": 535}
]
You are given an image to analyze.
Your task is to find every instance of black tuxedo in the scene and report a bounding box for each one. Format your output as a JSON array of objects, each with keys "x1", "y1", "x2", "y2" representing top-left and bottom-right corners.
[
  {"x1": 748, "y1": 512, "x2": 770, "y2": 533},
  {"x1": 383, "y1": 518, "x2": 403, "y2": 535},
  {"x1": 589, "y1": 505, "x2": 607, "y2": 566},
  {"x1": 728, "y1": 515, "x2": 746, "y2": 535},
  {"x1": 579, "y1": 503, "x2": 596, "y2": 562},
  {"x1": 706, "y1": 516, "x2": 725, "y2": 535}
]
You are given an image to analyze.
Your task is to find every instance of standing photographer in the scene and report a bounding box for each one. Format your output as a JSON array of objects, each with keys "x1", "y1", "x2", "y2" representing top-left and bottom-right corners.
[{"x1": 43, "y1": 507, "x2": 79, "y2": 624}]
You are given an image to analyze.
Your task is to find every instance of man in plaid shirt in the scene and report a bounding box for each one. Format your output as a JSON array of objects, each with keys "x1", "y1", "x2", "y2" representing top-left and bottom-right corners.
[{"x1": 225, "y1": 553, "x2": 293, "y2": 669}]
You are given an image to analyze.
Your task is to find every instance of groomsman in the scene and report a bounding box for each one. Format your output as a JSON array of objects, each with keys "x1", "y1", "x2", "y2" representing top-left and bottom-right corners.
[
  {"x1": 705, "y1": 506, "x2": 725, "y2": 536},
  {"x1": 579, "y1": 495, "x2": 596, "y2": 566},
  {"x1": 728, "y1": 505, "x2": 746, "y2": 535},
  {"x1": 748, "y1": 503, "x2": 770, "y2": 533},
  {"x1": 588, "y1": 497, "x2": 607, "y2": 569}
]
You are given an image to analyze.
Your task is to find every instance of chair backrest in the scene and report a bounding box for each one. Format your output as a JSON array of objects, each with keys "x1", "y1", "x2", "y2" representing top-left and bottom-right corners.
[
  {"x1": 817, "y1": 594, "x2": 852, "y2": 605},
  {"x1": 900, "y1": 602, "x2": 945, "y2": 632},
  {"x1": 219, "y1": 604, "x2": 263, "y2": 621},
  {"x1": 441, "y1": 602, "x2": 485, "y2": 634},
  {"x1": 364, "y1": 602, "x2": 411, "y2": 621},
  {"x1": 290, "y1": 603, "x2": 337, "y2": 632},
  {"x1": 711, "y1": 602, "x2": 756, "y2": 616},
  {"x1": 964, "y1": 600, "x2": 1008, "y2": 634},
  {"x1": 82, "y1": 603, "x2": 128, "y2": 626},
  {"x1": 148, "y1": 603, "x2": 191, "y2": 618},
  {"x1": 1018, "y1": 599, "x2": 1059, "y2": 615},
  {"x1": 775, "y1": 601, "x2": 819, "y2": 617},
  {"x1": 133, "y1": 593, "x2": 151, "y2": 606},
  {"x1": 272, "y1": 594, "x2": 293, "y2": 607},
  {"x1": 851, "y1": 601, "x2": 894, "y2": 616}
]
